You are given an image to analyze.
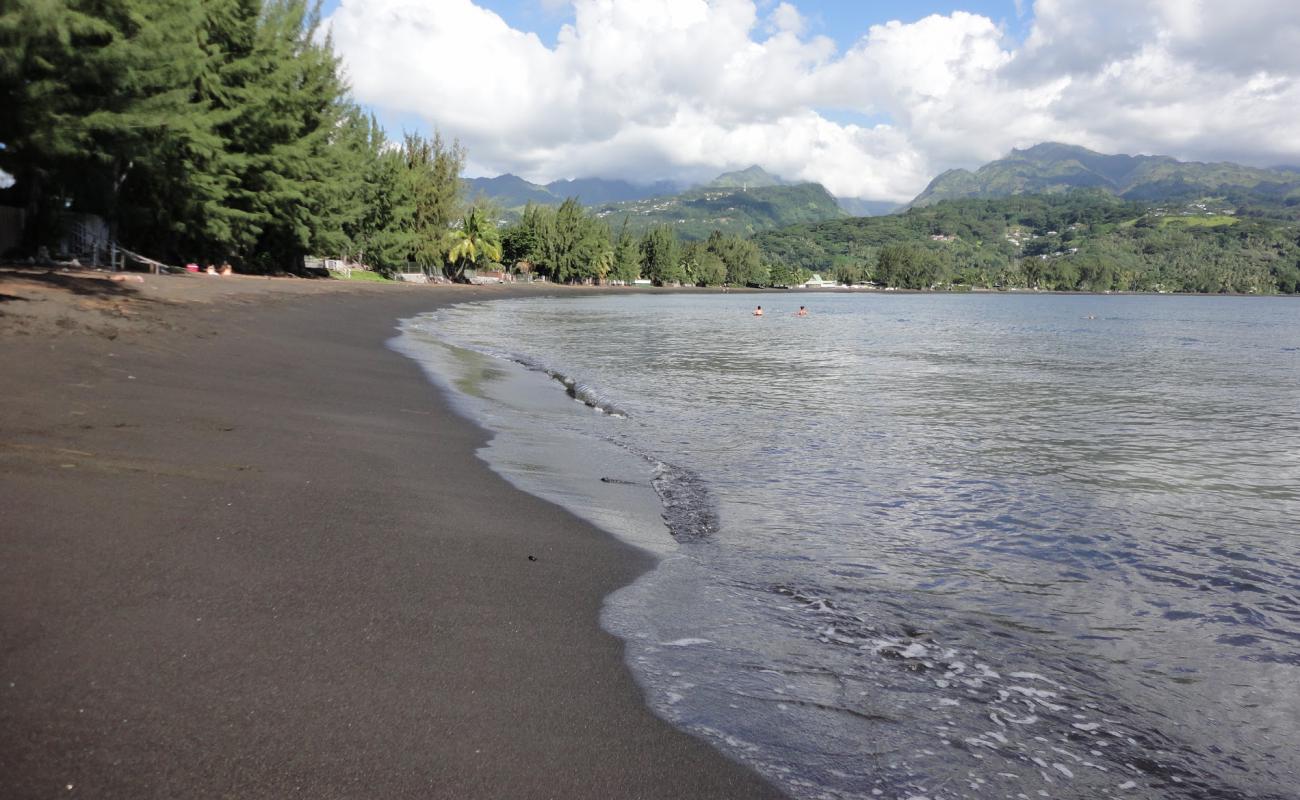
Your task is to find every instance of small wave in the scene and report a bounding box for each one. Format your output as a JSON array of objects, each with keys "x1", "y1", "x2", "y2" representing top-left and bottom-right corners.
[{"x1": 509, "y1": 353, "x2": 629, "y2": 417}]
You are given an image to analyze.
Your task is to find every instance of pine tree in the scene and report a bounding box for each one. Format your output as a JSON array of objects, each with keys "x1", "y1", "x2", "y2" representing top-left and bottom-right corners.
[
  {"x1": 611, "y1": 216, "x2": 641, "y2": 282},
  {"x1": 0, "y1": 0, "x2": 208, "y2": 251},
  {"x1": 1, "y1": 0, "x2": 464, "y2": 272},
  {"x1": 402, "y1": 131, "x2": 464, "y2": 272},
  {"x1": 641, "y1": 225, "x2": 682, "y2": 285}
]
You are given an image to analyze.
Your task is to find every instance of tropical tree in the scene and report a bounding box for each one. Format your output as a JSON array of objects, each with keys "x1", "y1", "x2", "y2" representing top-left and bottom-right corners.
[
  {"x1": 594, "y1": 245, "x2": 615, "y2": 284},
  {"x1": 446, "y1": 206, "x2": 502, "y2": 279}
]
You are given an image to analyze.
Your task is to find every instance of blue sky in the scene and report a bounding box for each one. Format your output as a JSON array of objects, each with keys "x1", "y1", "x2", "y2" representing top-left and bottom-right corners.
[{"x1": 321, "y1": 1, "x2": 1300, "y2": 200}]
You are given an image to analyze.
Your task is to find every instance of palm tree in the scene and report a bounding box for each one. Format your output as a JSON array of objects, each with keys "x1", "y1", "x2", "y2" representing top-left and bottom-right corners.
[
  {"x1": 446, "y1": 207, "x2": 503, "y2": 280},
  {"x1": 594, "y1": 247, "x2": 614, "y2": 284}
]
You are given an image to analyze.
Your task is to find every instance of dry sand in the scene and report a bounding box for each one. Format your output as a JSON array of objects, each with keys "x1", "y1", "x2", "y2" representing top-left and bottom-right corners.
[{"x1": 0, "y1": 268, "x2": 786, "y2": 798}]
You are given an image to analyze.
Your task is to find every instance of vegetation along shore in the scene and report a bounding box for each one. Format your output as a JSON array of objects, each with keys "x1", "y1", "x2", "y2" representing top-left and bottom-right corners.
[{"x1": 3, "y1": 4, "x2": 1298, "y2": 294}]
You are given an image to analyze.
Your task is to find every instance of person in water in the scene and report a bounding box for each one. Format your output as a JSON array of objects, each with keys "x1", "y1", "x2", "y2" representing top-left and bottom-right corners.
[
  {"x1": 753, "y1": 305, "x2": 763, "y2": 316},
  {"x1": 797, "y1": 306, "x2": 808, "y2": 316}
]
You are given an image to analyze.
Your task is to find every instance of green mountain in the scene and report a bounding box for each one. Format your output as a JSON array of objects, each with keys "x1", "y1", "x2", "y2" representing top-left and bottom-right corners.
[
  {"x1": 544, "y1": 177, "x2": 681, "y2": 205},
  {"x1": 463, "y1": 174, "x2": 682, "y2": 211},
  {"x1": 463, "y1": 174, "x2": 557, "y2": 209},
  {"x1": 909, "y1": 143, "x2": 1300, "y2": 208},
  {"x1": 836, "y1": 197, "x2": 899, "y2": 216},
  {"x1": 753, "y1": 191, "x2": 1300, "y2": 294},
  {"x1": 595, "y1": 180, "x2": 846, "y2": 239},
  {"x1": 467, "y1": 166, "x2": 847, "y2": 238},
  {"x1": 708, "y1": 165, "x2": 786, "y2": 189}
]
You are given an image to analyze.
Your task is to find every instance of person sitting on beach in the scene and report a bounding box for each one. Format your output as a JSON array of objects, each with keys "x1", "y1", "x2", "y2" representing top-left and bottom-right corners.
[
  {"x1": 753, "y1": 305, "x2": 763, "y2": 316},
  {"x1": 797, "y1": 306, "x2": 808, "y2": 316}
]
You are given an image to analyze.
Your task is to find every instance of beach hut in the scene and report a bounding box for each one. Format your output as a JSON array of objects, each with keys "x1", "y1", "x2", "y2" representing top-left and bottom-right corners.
[{"x1": 802, "y1": 273, "x2": 836, "y2": 288}]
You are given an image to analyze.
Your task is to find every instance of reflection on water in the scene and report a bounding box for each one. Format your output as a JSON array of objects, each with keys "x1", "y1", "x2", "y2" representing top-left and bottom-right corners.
[{"x1": 401, "y1": 293, "x2": 1300, "y2": 800}]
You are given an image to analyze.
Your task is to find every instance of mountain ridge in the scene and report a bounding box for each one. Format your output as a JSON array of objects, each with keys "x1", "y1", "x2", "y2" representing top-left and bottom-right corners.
[
  {"x1": 464, "y1": 167, "x2": 856, "y2": 238},
  {"x1": 708, "y1": 165, "x2": 786, "y2": 189},
  {"x1": 909, "y1": 142, "x2": 1300, "y2": 208}
]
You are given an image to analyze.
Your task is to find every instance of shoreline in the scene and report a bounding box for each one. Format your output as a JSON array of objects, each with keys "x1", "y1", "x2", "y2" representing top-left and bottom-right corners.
[{"x1": 0, "y1": 270, "x2": 787, "y2": 798}]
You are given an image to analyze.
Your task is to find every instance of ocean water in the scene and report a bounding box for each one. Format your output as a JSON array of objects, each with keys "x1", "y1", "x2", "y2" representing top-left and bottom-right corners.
[{"x1": 394, "y1": 292, "x2": 1300, "y2": 800}]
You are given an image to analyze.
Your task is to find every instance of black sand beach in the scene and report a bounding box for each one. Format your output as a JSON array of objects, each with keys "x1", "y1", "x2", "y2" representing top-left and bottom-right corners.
[{"x1": 0, "y1": 271, "x2": 786, "y2": 798}]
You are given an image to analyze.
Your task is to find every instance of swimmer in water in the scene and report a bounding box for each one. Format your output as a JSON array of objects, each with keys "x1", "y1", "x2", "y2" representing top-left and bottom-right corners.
[
  {"x1": 753, "y1": 305, "x2": 763, "y2": 316},
  {"x1": 797, "y1": 306, "x2": 808, "y2": 316}
]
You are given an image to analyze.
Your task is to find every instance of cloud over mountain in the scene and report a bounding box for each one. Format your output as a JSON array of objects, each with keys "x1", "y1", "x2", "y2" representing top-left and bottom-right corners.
[{"x1": 324, "y1": 0, "x2": 1300, "y2": 202}]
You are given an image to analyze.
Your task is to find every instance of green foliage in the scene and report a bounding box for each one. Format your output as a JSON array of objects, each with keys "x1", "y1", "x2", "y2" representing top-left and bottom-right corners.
[
  {"x1": 400, "y1": 132, "x2": 464, "y2": 270},
  {"x1": 611, "y1": 217, "x2": 642, "y2": 283},
  {"x1": 0, "y1": 0, "x2": 214, "y2": 248},
  {"x1": 447, "y1": 206, "x2": 503, "y2": 279},
  {"x1": 500, "y1": 209, "x2": 764, "y2": 287},
  {"x1": 501, "y1": 202, "x2": 550, "y2": 268},
  {"x1": 599, "y1": 182, "x2": 844, "y2": 240},
  {"x1": 876, "y1": 243, "x2": 948, "y2": 289},
  {"x1": 640, "y1": 225, "x2": 682, "y2": 285},
  {"x1": 703, "y1": 230, "x2": 766, "y2": 286},
  {"x1": 541, "y1": 198, "x2": 610, "y2": 283},
  {"x1": 499, "y1": 198, "x2": 610, "y2": 283},
  {"x1": 333, "y1": 268, "x2": 390, "y2": 282},
  {"x1": 0, "y1": 0, "x2": 464, "y2": 272},
  {"x1": 1159, "y1": 215, "x2": 1238, "y2": 228},
  {"x1": 753, "y1": 194, "x2": 1300, "y2": 294}
]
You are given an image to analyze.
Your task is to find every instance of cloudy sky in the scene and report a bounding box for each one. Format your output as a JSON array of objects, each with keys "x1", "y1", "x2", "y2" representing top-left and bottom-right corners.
[{"x1": 321, "y1": 0, "x2": 1300, "y2": 202}]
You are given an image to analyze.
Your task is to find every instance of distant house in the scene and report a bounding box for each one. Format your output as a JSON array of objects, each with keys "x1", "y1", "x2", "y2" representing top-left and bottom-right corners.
[{"x1": 802, "y1": 273, "x2": 836, "y2": 288}]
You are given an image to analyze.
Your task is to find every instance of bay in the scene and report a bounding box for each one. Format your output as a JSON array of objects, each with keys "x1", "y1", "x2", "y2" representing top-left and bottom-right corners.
[{"x1": 397, "y1": 292, "x2": 1300, "y2": 800}]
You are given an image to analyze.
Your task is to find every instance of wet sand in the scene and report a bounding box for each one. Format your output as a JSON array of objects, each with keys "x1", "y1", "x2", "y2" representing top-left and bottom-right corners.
[{"x1": 0, "y1": 269, "x2": 786, "y2": 798}]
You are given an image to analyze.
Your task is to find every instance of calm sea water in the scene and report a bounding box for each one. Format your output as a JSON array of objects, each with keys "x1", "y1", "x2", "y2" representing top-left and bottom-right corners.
[{"x1": 396, "y1": 292, "x2": 1300, "y2": 800}]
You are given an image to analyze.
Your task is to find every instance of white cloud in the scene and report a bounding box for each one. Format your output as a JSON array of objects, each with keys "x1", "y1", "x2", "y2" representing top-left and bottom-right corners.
[{"x1": 325, "y1": 0, "x2": 1300, "y2": 202}]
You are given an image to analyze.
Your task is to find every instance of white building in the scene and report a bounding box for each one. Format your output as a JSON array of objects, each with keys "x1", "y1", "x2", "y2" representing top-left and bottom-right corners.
[{"x1": 802, "y1": 273, "x2": 836, "y2": 288}]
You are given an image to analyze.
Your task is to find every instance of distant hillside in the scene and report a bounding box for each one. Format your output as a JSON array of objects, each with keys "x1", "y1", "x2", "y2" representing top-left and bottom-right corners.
[
  {"x1": 463, "y1": 174, "x2": 680, "y2": 213},
  {"x1": 753, "y1": 191, "x2": 1300, "y2": 294},
  {"x1": 708, "y1": 165, "x2": 786, "y2": 189},
  {"x1": 463, "y1": 174, "x2": 556, "y2": 210},
  {"x1": 836, "y1": 197, "x2": 899, "y2": 216},
  {"x1": 467, "y1": 166, "x2": 848, "y2": 237},
  {"x1": 544, "y1": 177, "x2": 682, "y2": 205},
  {"x1": 909, "y1": 143, "x2": 1300, "y2": 209},
  {"x1": 595, "y1": 181, "x2": 846, "y2": 239}
]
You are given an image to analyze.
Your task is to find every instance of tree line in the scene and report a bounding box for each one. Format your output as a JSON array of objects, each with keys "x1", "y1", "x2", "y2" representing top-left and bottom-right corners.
[
  {"x1": 0, "y1": 0, "x2": 465, "y2": 273},
  {"x1": 0, "y1": 0, "x2": 770, "y2": 284},
  {"x1": 754, "y1": 193, "x2": 1300, "y2": 294},
  {"x1": 500, "y1": 200, "x2": 766, "y2": 285}
]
